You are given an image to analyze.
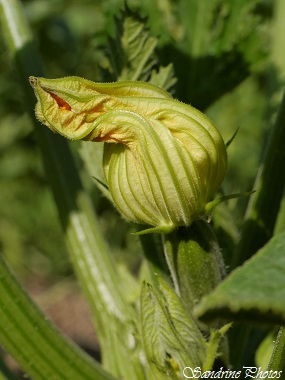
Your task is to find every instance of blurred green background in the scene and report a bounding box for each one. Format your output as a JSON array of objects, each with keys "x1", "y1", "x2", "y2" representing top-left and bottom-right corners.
[{"x1": 0, "y1": 0, "x2": 284, "y2": 364}]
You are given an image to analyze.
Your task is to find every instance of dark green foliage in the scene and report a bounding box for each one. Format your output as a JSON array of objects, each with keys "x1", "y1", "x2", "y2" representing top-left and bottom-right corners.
[{"x1": 1, "y1": 0, "x2": 285, "y2": 378}]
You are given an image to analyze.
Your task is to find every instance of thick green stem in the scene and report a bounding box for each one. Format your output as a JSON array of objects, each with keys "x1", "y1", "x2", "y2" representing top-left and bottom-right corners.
[
  {"x1": 0, "y1": 255, "x2": 116, "y2": 380},
  {"x1": 162, "y1": 222, "x2": 229, "y2": 366},
  {"x1": 163, "y1": 221, "x2": 225, "y2": 315}
]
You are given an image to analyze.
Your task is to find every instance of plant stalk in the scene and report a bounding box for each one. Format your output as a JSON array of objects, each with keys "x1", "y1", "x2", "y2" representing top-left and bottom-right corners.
[
  {"x1": 0, "y1": 254, "x2": 116, "y2": 380},
  {"x1": 163, "y1": 221, "x2": 225, "y2": 317}
]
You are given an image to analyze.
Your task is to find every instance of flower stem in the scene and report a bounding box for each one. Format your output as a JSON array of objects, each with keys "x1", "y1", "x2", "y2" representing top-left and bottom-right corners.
[{"x1": 163, "y1": 221, "x2": 225, "y2": 316}]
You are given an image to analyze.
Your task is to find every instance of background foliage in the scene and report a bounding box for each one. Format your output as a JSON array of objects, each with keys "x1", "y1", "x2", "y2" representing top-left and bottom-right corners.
[
  {"x1": 1, "y1": 0, "x2": 285, "y2": 377},
  {"x1": 0, "y1": 0, "x2": 278, "y2": 279}
]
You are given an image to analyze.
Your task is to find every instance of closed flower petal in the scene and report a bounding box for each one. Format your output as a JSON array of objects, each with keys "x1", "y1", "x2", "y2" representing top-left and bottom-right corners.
[{"x1": 30, "y1": 76, "x2": 227, "y2": 233}]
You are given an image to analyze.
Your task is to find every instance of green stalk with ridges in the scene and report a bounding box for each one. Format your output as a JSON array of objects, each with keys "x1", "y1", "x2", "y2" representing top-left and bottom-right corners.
[{"x1": 0, "y1": 255, "x2": 116, "y2": 380}]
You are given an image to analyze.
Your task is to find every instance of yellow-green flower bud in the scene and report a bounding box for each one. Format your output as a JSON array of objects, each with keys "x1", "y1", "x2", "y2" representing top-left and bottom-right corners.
[{"x1": 29, "y1": 76, "x2": 227, "y2": 233}]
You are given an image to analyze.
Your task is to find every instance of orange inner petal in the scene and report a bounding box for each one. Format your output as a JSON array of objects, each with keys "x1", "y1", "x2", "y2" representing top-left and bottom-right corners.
[{"x1": 48, "y1": 91, "x2": 72, "y2": 111}]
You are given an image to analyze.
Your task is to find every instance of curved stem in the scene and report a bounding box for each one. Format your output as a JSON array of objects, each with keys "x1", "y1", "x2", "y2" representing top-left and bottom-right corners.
[{"x1": 0, "y1": 255, "x2": 116, "y2": 380}]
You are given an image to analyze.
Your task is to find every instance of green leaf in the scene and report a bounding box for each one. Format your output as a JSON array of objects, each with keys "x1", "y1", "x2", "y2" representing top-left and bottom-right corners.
[
  {"x1": 140, "y1": 278, "x2": 206, "y2": 378},
  {"x1": 234, "y1": 88, "x2": 285, "y2": 267},
  {"x1": 195, "y1": 232, "x2": 285, "y2": 324},
  {"x1": 106, "y1": 8, "x2": 156, "y2": 81},
  {"x1": 104, "y1": 7, "x2": 176, "y2": 91},
  {"x1": 172, "y1": 0, "x2": 265, "y2": 108},
  {"x1": 149, "y1": 64, "x2": 176, "y2": 93},
  {"x1": 255, "y1": 330, "x2": 276, "y2": 370}
]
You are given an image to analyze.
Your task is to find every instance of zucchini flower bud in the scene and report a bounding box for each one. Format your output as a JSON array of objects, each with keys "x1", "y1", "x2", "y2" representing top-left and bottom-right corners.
[{"x1": 29, "y1": 76, "x2": 227, "y2": 234}]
